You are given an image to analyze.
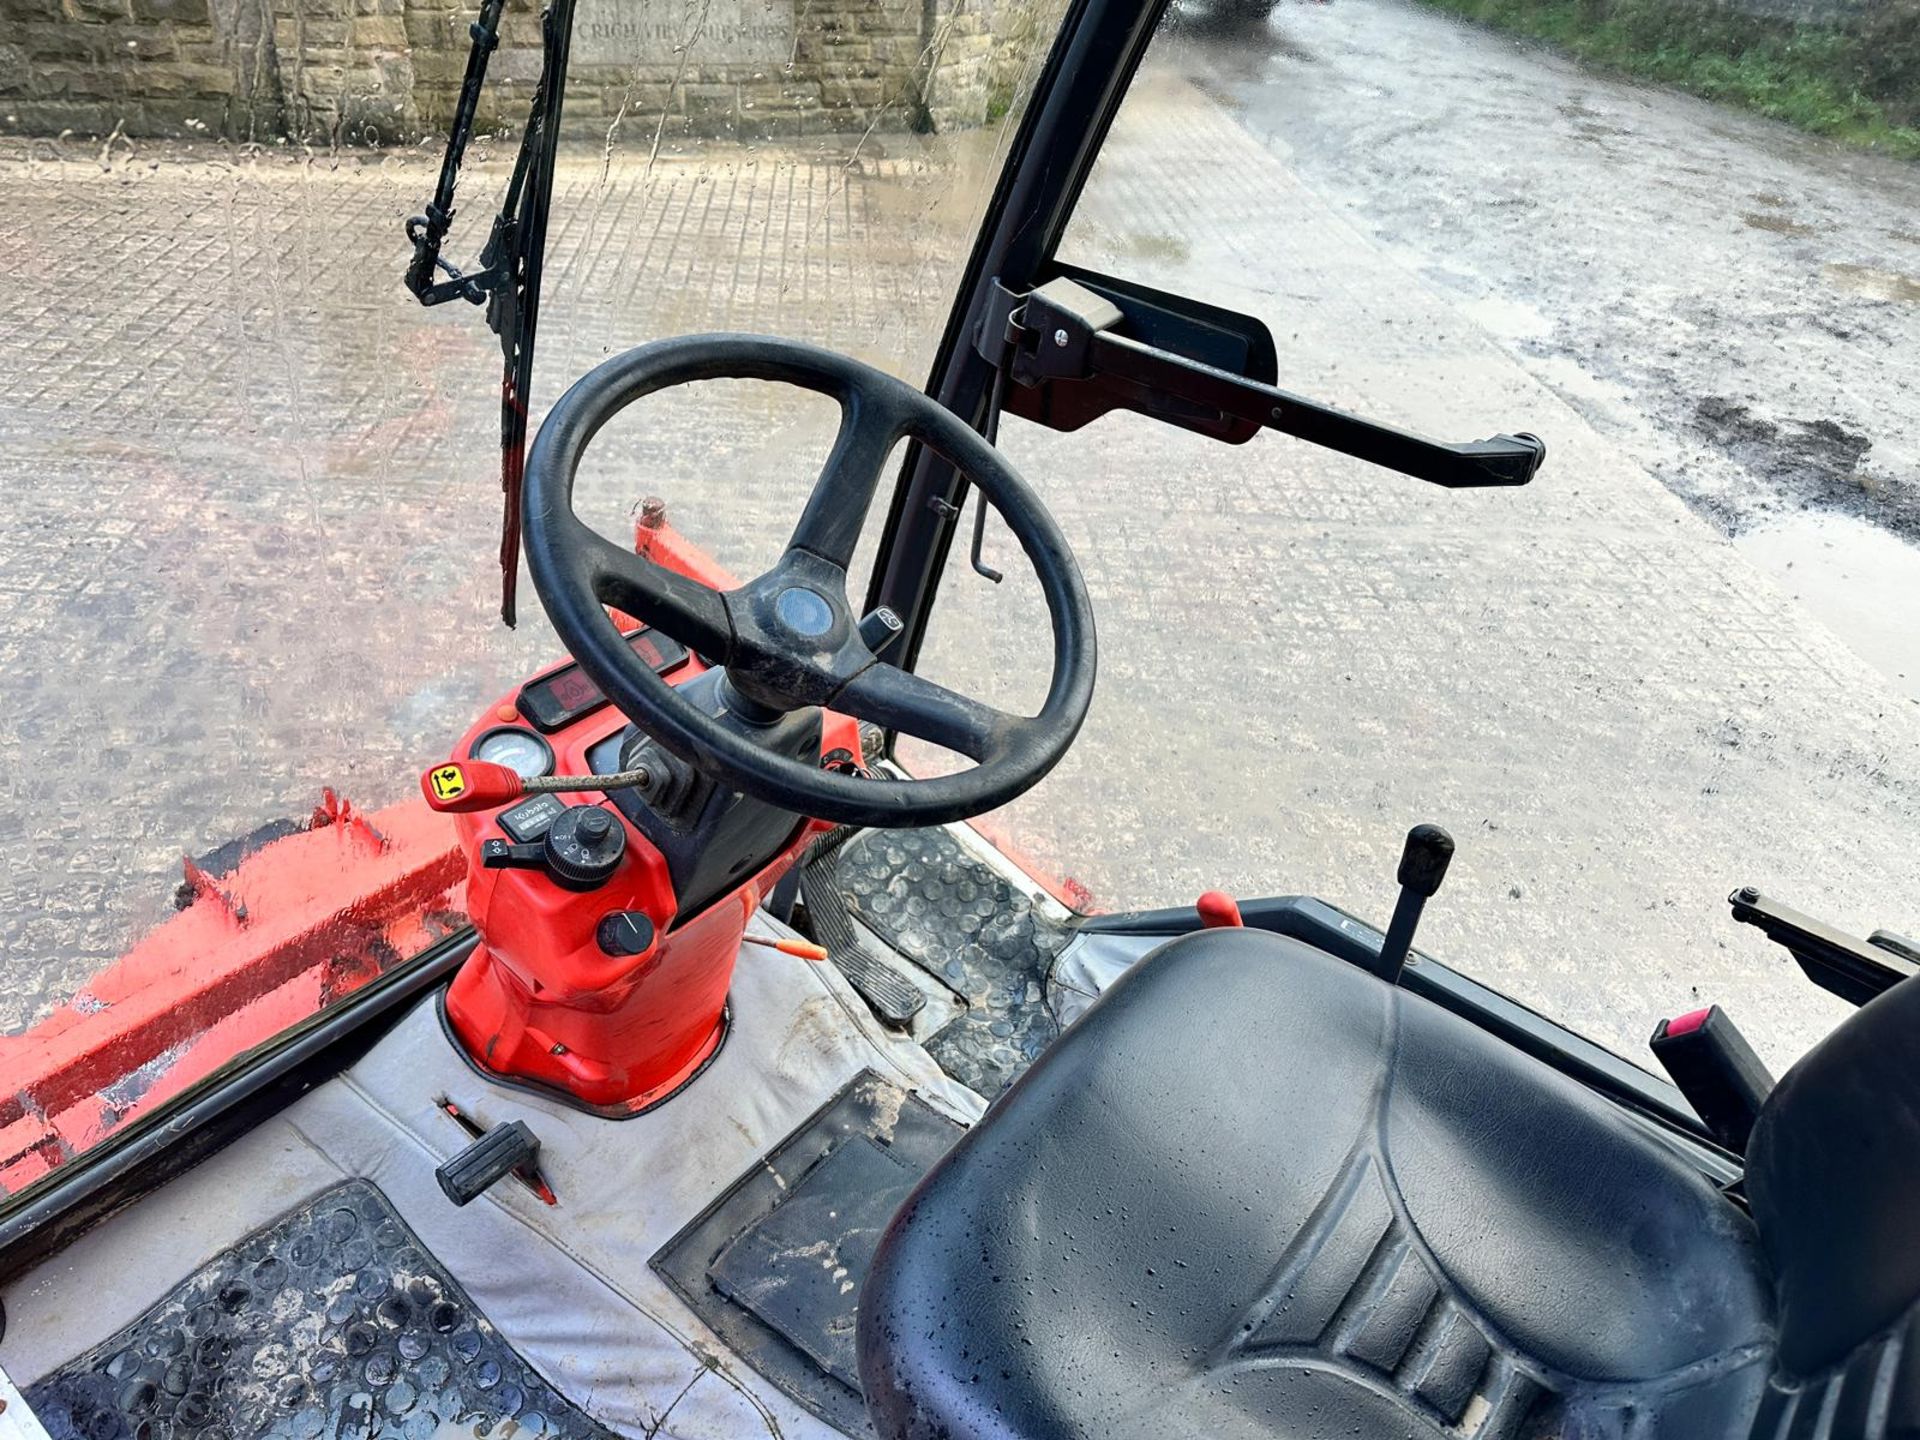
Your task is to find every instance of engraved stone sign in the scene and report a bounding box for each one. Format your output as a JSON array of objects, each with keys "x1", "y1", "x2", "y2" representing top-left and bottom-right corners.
[{"x1": 572, "y1": 0, "x2": 797, "y2": 66}]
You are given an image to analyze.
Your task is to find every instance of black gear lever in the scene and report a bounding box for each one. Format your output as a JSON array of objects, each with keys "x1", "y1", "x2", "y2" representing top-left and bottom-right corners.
[{"x1": 1373, "y1": 824, "x2": 1455, "y2": 983}]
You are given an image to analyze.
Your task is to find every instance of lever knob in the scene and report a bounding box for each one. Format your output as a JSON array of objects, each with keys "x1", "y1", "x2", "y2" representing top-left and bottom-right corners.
[
  {"x1": 436, "y1": 1120, "x2": 540, "y2": 1207},
  {"x1": 1374, "y1": 822, "x2": 1455, "y2": 984},
  {"x1": 1396, "y1": 824, "x2": 1455, "y2": 898},
  {"x1": 422, "y1": 759, "x2": 525, "y2": 812},
  {"x1": 858, "y1": 606, "x2": 906, "y2": 658}
]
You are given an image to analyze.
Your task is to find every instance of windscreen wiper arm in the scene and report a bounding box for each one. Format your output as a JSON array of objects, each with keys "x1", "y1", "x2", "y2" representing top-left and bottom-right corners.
[
  {"x1": 404, "y1": 0, "x2": 513, "y2": 307},
  {"x1": 1004, "y1": 277, "x2": 1545, "y2": 489},
  {"x1": 403, "y1": 0, "x2": 579, "y2": 625}
]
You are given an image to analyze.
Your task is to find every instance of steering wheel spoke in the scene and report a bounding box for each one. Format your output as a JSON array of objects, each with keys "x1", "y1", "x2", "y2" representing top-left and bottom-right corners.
[
  {"x1": 785, "y1": 391, "x2": 907, "y2": 569},
  {"x1": 836, "y1": 662, "x2": 1019, "y2": 764},
  {"x1": 583, "y1": 528, "x2": 733, "y2": 661}
]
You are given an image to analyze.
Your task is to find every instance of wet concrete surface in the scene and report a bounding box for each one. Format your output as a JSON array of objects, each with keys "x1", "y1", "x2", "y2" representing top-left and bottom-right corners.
[
  {"x1": 1175, "y1": 0, "x2": 1920, "y2": 552},
  {"x1": 1737, "y1": 512, "x2": 1920, "y2": 701},
  {"x1": 1, "y1": 9, "x2": 1916, "y2": 1085}
]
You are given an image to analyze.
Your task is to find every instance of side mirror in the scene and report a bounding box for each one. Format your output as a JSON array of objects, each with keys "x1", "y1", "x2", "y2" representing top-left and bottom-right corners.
[{"x1": 989, "y1": 266, "x2": 1280, "y2": 443}]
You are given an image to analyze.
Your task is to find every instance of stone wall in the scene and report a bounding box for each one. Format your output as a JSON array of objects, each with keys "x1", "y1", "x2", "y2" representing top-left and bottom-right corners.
[
  {"x1": 1, "y1": 0, "x2": 283, "y2": 140},
  {"x1": 0, "y1": 0, "x2": 1052, "y2": 142},
  {"x1": 273, "y1": 0, "x2": 414, "y2": 140},
  {"x1": 924, "y1": 0, "x2": 1063, "y2": 131}
]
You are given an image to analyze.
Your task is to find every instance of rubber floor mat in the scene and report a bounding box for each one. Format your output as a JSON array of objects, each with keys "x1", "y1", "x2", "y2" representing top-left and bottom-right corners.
[
  {"x1": 837, "y1": 827, "x2": 1071, "y2": 1095},
  {"x1": 26, "y1": 1178, "x2": 614, "y2": 1440},
  {"x1": 653, "y1": 1070, "x2": 966, "y2": 1437}
]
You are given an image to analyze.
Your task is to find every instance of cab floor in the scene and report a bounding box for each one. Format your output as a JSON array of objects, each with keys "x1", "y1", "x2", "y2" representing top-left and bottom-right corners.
[{"x1": 808, "y1": 825, "x2": 1076, "y2": 1095}]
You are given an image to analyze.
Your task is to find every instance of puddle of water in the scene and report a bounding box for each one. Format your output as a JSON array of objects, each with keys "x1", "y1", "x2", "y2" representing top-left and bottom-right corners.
[
  {"x1": 1824, "y1": 262, "x2": 1920, "y2": 304},
  {"x1": 1457, "y1": 290, "x2": 1553, "y2": 344},
  {"x1": 1737, "y1": 511, "x2": 1920, "y2": 703}
]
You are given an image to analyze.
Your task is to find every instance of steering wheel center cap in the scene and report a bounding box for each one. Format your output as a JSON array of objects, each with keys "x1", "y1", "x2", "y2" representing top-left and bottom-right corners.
[{"x1": 773, "y1": 585, "x2": 837, "y2": 638}]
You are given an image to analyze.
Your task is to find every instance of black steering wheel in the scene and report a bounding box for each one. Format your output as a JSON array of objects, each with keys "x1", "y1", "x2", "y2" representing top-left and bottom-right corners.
[{"x1": 522, "y1": 334, "x2": 1096, "y2": 829}]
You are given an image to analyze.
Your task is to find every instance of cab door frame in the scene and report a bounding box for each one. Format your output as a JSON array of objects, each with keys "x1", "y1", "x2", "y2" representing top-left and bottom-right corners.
[{"x1": 863, "y1": 0, "x2": 1167, "y2": 668}]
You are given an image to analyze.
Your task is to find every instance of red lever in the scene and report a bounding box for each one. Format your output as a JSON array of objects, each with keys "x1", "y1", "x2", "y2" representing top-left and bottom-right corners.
[
  {"x1": 422, "y1": 760, "x2": 526, "y2": 813},
  {"x1": 1196, "y1": 890, "x2": 1244, "y2": 928}
]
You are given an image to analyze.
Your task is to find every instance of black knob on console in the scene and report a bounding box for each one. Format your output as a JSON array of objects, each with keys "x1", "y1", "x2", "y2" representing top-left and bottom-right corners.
[
  {"x1": 542, "y1": 804, "x2": 626, "y2": 890},
  {"x1": 597, "y1": 910, "x2": 657, "y2": 958}
]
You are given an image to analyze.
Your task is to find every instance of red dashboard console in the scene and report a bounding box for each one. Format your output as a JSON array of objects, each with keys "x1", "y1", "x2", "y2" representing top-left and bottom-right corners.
[
  {"x1": 434, "y1": 514, "x2": 860, "y2": 1114},
  {"x1": 441, "y1": 641, "x2": 864, "y2": 1113},
  {"x1": 440, "y1": 641, "x2": 859, "y2": 1113}
]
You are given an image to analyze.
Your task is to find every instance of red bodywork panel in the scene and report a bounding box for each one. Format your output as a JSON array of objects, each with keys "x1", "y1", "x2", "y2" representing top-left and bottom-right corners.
[
  {"x1": 0, "y1": 793, "x2": 465, "y2": 1193},
  {"x1": 440, "y1": 635, "x2": 855, "y2": 1111}
]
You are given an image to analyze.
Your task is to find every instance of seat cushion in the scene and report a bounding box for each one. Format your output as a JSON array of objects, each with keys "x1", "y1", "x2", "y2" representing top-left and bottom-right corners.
[
  {"x1": 1746, "y1": 974, "x2": 1920, "y2": 1378},
  {"x1": 1739, "y1": 975, "x2": 1920, "y2": 1433},
  {"x1": 858, "y1": 929, "x2": 1775, "y2": 1440}
]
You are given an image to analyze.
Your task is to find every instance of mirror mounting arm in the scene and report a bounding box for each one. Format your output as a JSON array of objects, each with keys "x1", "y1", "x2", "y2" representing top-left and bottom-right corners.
[
  {"x1": 1728, "y1": 887, "x2": 1917, "y2": 1007},
  {"x1": 991, "y1": 277, "x2": 1547, "y2": 490}
]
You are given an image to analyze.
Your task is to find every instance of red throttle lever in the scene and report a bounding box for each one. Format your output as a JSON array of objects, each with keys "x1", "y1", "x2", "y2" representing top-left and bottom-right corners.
[
  {"x1": 422, "y1": 754, "x2": 661, "y2": 813},
  {"x1": 422, "y1": 760, "x2": 527, "y2": 813}
]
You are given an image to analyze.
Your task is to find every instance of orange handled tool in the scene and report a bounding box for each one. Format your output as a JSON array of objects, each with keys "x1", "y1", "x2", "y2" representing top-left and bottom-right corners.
[{"x1": 740, "y1": 933, "x2": 830, "y2": 962}]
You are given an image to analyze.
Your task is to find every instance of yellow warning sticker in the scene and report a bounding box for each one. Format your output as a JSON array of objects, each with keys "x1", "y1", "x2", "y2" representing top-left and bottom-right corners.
[{"x1": 430, "y1": 765, "x2": 467, "y2": 802}]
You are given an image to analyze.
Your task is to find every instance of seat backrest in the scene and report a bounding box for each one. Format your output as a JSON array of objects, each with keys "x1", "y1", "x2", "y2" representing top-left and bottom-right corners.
[{"x1": 1743, "y1": 976, "x2": 1920, "y2": 1437}]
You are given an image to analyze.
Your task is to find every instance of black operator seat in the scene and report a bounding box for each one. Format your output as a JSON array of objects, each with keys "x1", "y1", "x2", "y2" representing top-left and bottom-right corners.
[{"x1": 857, "y1": 928, "x2": 1920, "y2": 1439}]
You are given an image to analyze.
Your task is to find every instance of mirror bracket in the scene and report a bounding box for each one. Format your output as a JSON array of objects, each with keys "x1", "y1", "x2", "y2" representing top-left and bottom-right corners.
[{"x1": 977, "y1": 273, "x2": 1546, "y2": 490}]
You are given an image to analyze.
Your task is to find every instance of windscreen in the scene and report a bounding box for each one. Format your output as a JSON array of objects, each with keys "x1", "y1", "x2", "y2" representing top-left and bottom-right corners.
[
  {"x1": 903, "y1": 0, "x2": 1920, "y2": 1077},
  {"x1": 0, "y1": 0, "x2": 1062, "y2": 1189}
]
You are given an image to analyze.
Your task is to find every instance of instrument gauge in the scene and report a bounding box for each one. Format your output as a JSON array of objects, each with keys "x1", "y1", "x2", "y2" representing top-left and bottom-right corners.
[{"x1": 472, "y1": 725, "x2": 556, "y2": 780}]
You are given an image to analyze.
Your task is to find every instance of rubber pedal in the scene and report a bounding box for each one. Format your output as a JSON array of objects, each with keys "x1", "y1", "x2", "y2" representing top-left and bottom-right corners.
[
  {"x1": 803, "y1": 842, "x2": 925, "y2": 1029},
  {"x1": 437, "y1": 1119, "x2": 540, "y2": 1206}
]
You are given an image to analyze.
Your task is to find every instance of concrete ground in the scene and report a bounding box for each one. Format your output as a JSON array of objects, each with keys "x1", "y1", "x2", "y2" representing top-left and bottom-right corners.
[
  {"x1": 1, "y1": 0, "x2": 1916, "y2": 1077},
  {"x1": 1201, "y1": 0, "x2": 1920, "y2": 550},
  {"x1": 1187, "y1": 0, "x2": 1920, "y2": 704}
]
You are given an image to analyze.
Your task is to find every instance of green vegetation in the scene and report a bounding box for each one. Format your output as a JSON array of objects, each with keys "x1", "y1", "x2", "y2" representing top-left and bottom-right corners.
[{"x1": 1414, "y1": 0, "x2": 1920, "y2": 160}]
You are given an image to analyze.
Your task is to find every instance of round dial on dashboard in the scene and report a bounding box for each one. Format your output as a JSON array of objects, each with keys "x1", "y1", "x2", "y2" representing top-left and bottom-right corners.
[{"x1": 472, "y1": 725, "x2": 555, "y2": 780}]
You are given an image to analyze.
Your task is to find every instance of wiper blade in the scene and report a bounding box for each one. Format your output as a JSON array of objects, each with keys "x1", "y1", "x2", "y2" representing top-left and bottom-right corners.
[
  {"x1": 404, "y1": 0, "x2": 579, "y2": 625},
  {"x1": 491, "y1": 0, "x2": 576, "y2": 627}
]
